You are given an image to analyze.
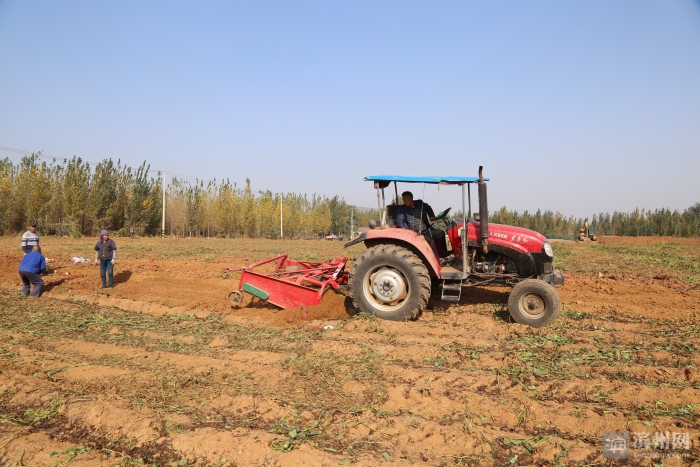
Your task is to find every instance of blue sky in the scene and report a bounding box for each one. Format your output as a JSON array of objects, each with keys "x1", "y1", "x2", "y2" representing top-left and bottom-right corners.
[{"x1": 1, "y1": 1, "x2": 698, "y2": 218}]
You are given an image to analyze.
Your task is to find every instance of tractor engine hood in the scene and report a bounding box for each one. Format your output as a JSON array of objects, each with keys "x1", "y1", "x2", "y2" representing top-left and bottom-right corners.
[
  {"x1": 448, "y1": 222, "x2": 555, "y2": 278},
  {"x1": 449, "y1": 222, "x2": 549, "y2": 255},
  {"x1": 483, "y1": 222, "x2": 546, "y2": 253}
]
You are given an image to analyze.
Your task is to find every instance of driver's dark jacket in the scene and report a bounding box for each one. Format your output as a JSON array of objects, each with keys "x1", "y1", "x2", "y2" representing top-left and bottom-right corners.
[{"x1": 396, "y1": 200, "x2": 435, "y2": 231}]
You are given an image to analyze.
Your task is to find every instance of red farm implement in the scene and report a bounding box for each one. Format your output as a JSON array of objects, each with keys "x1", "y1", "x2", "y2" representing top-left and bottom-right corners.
[{"x1": 227, "y1": 254, "x2": 348, "y2": 309}]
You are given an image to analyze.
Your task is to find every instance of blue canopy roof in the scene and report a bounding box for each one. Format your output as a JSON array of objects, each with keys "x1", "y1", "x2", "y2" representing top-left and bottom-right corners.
[{"x1": 364, "y1": 175, "x2": 488, "y2": 184}]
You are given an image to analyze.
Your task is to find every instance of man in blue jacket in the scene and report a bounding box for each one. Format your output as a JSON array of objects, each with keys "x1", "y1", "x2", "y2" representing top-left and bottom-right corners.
[
  {"x1": 396, "y1": 191, "x2": 448, "y2": 260},
  {"x1": 18, "y1": 245, "x2": 47, "y2": 297}
]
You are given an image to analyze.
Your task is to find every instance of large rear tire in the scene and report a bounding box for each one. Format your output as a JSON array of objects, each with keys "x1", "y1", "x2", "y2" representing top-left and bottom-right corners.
[
  {"x1": 348, "y1": 244, "x2": 431, "y2": 321},
  {"x1": 508, "y1": 279, "x2": 560, "y2": 328}
]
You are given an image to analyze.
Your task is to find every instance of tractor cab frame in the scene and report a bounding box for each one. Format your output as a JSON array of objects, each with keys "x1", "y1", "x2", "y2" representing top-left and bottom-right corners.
[
  {"x1": 345, "y1": 166, "x2": 564, "y2": 327},
  {"x1": 352, "y1": 169, "x2": 491, "y2": 281}
]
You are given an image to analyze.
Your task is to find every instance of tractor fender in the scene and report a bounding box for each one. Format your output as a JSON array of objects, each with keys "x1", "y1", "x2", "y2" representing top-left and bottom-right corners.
[
  {"x1": 344, "y1": 231, "x2": 368, "y2": 248},
  {"x1": 346, "y1": 228, "x2": 441, "y2": 277}
]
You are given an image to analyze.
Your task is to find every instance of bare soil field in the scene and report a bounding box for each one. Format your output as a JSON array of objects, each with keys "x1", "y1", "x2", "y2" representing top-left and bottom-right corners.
[{"x1": 0, "y1": 235, "x2": 699, "y2": 466}]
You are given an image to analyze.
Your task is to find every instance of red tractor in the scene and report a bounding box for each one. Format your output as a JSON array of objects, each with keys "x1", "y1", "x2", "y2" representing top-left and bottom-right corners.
[{"x1": 344, "y1": 167, "x2": 564, "y2": 327}]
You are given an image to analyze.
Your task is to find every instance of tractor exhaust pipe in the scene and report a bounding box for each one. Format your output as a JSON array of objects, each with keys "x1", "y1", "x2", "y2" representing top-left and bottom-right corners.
[{"x1": 478, "y1": 166, "x2": 489, "y2": 254}]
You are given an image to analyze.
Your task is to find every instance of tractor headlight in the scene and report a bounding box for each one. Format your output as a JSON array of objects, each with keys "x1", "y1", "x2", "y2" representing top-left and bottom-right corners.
[{"x1": 543, "y1": 242, "x2": 554, "y2": 257}]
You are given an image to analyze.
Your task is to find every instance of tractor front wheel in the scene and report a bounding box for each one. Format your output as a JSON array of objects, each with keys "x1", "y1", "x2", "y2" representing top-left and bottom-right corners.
[
  {"x1": 508, "y1": 279, "x2": 560, "y2": 328},
  {"x1": 348, "y1": 244, "x2": 431, "y2": 321}
]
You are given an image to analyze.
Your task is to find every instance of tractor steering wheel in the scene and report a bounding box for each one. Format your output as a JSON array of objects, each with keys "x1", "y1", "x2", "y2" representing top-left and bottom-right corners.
[{"x1": 436, "y1": 207, "x2": 451, "y2": 220}]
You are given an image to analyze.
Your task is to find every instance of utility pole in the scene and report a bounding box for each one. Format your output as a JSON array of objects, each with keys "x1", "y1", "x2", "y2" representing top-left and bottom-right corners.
[
  {"x1": 161, "y1": 171, "x2": 166, "y2": 238},
  {"x1": 350, "y1": 209, "x2": 354, "y2": 239},
  {"x1": 280, "y1": 197, "x2": 283, "y2": 239}
]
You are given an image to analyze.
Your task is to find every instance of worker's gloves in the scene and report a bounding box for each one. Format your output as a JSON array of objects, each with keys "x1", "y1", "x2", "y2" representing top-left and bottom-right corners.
[{"x1": 111, "y1": 259, "x2": 116, "y2": 265}]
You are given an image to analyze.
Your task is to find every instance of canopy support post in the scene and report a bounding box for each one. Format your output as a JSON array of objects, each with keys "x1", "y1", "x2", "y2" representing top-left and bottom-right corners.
[
  {"x1": 467, "y1": 183, "x2": 472, "y2": 220},
  {"x1": 380, "y1": 187, "x2": 387, "y2": 227},
  {"x1": 462, "y1": 184, "x2": 469, "y2": 275}
]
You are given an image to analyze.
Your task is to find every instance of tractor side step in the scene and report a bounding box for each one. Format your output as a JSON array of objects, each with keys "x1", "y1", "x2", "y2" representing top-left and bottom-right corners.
[
  {"x1": 441, "y1": 280, "x2": 462, "y2": 302},
  {"x1": 440, "y1": 264, "x2": 468, "y2": 280}
]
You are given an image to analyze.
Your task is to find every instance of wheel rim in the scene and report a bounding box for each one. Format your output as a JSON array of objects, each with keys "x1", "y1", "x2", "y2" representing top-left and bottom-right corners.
[
  {"x1": 363, "y1": 266, "x2": 408, "y2": 312},
  {"x1": 518, "y1": 292, "x2": 547, "y2": 319},
  {"x1": 229, "y1": 290, "x2": 244, "y2": 307}
]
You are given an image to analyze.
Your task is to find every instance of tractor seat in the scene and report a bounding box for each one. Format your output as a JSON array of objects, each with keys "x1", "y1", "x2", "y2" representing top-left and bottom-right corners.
[{"x1": 386, "y1": 204, "x2": 399, "y2": 227}]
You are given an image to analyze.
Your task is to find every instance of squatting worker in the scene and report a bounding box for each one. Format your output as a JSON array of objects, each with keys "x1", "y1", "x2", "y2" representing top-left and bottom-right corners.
[
  {"x1": 396, "y1": 191, "x2": 448, "y2": 261},
  {"x1": 18, "y1": 245, "x2": 47, "y2": 297},
  {"x1": 94, "y1": 229, "x2": 117, "y2": 288},
  {"x1": 21, "y1": 221, "x2": 40, "y2": 255}
]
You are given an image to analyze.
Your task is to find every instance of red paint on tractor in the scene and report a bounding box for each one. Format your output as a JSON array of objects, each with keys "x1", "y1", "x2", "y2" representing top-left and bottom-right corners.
[
  {"x1": 357, "y1": 222, "x2": 546, "y2": 277},
  {"x1": 448, "y1": 222, "x2": 547, "y2": 256},
  {"x1": 362, "y1": 227, "x2": 442, "y2": 276}
]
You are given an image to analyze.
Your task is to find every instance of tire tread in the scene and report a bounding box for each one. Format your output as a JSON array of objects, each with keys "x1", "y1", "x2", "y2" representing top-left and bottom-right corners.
[
  {"x1": 348, "y1": 243, "x2": 430, "y2": 320},
  {"x1": 507, "y1": 279, "x2": 560, "y2": 327}
]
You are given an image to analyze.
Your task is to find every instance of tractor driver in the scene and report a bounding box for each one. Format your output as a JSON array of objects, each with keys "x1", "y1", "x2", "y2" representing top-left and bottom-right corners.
[{"x1": 396, "y1": 191, "x2": 449, "y2": 261}]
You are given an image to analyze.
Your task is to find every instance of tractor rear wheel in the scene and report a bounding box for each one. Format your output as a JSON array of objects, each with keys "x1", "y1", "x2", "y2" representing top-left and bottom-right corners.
[
  {"x1": 348, "y1": 244, "x2": 431, "y2": 321},
  {"x1": 508, "y1": 279, "x2": 560, "y2": 328}
]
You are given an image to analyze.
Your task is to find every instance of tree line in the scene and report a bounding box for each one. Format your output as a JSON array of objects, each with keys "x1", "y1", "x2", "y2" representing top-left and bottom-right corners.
[
  {"x1": 0, "y1": 155, "x2": 162, "y2": 237},
  {"x1": 1, "y1": 154, "x2": 698, "y2": 238},
  {"x1": 165, "y1": 177, "x2": 361, "y2": 239},
  {"x1": 0, "y1": 154, "x2": 364, "y2": 238},
  {"x1": 488, "y1": 205, "x2": 700, "y2": 239}
]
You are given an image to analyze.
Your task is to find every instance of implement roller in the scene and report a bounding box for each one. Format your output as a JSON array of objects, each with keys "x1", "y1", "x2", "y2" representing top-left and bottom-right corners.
[{"x1": 227, "y1": 254, "x2": 348, "y2": 309}]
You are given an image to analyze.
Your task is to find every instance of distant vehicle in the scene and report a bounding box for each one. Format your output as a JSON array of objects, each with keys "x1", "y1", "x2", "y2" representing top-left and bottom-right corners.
[{"x1": 577, "y1": 220, "x2": 597, "y2": 241}]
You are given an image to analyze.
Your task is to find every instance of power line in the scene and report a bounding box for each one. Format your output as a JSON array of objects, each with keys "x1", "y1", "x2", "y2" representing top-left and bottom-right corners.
[
  {"x1": 0, "y1": 145, "x2": 104, "y2": 167},
  {"x1": 0, "y1": 146, "x2": 31, "y2": 155},
  {"x1": 161, "y1": 170, "x2": 200, "y2": 183}
]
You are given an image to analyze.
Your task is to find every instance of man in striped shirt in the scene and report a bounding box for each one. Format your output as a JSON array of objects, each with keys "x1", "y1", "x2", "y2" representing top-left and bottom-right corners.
[{"x1": 21, "y1": 222, "x2": 40, "y2": 255}]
